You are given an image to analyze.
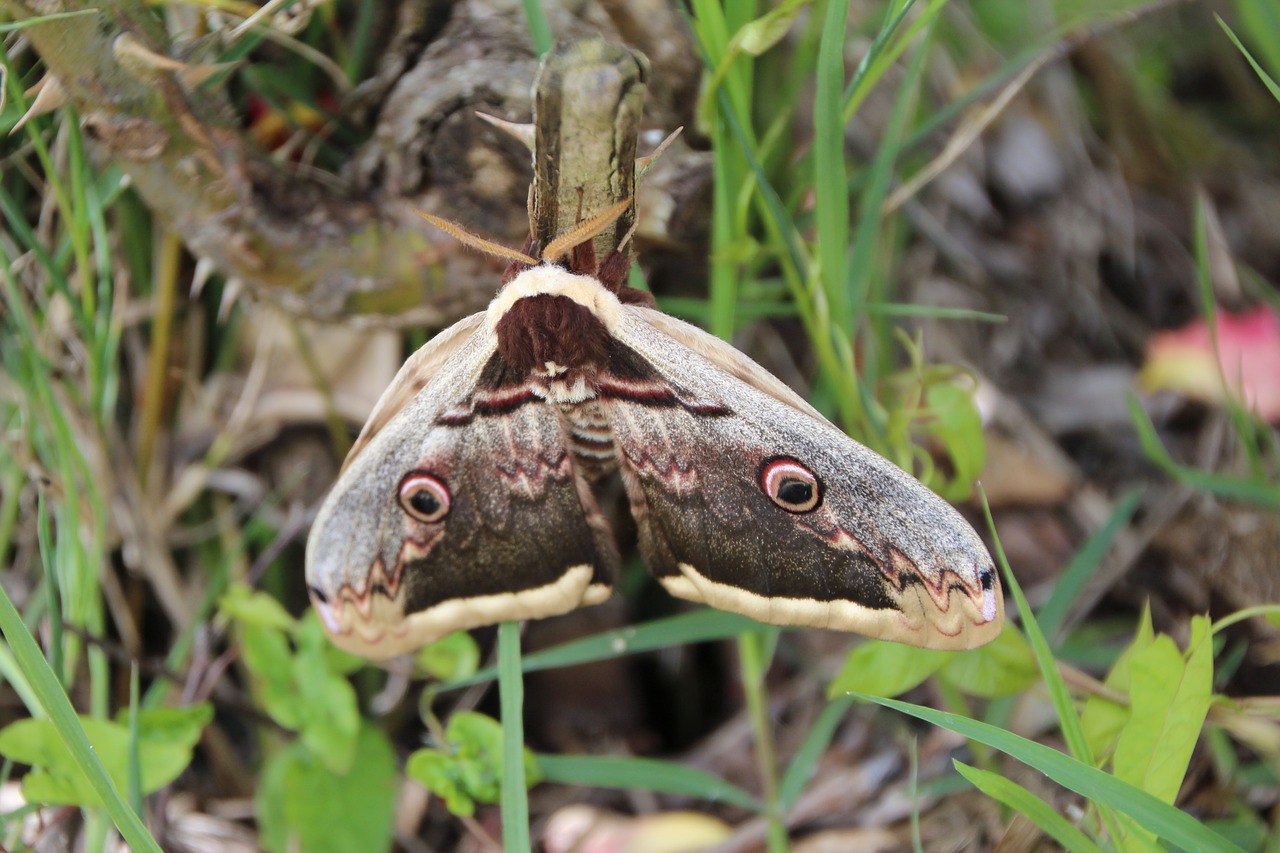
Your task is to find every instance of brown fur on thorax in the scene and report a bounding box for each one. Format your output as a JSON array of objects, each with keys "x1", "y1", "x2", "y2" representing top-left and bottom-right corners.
[
  {"x1": 495, "y1": 295, "x2": 613, "y2": 373},
  {"x1": 496, "y1": 233, "x2": 659, "y2": 375}
]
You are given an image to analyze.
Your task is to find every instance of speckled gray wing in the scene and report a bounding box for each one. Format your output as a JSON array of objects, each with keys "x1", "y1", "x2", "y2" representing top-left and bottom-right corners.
[
  {"x1": 305, "y1": 319, "x2": 617, "y2": 659},
  {"x1": 607, "y1": 306, "x2": 1003, "y2": 650}
]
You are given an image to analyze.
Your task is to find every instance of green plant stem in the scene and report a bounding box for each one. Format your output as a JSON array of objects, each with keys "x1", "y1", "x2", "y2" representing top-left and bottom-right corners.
[
  {"x1": 497, "y1": 621, "x2": 531, "y2": 853},
  {"x1": 519, "y1": 0, "x2": 552, "y2": 56},
  {"x1": 137, "y1": 230, "x2": 180, "y2": 486},
  {"x1": 738, "y1": 631, "x2": 786, "y2": 852}
]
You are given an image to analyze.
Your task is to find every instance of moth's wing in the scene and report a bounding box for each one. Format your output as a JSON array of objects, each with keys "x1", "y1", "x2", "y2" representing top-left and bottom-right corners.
[
  {"x1": 306, "y1": 320, "x2": 618, "y2": 659},
  {"x1": 634, "y1": 310, "x2": 831, "y2": 423},
  {"x1": 341, "y1": 312, "x2": 488, "y2": 470},
  {"x1": 606, "y1": 306, "x2": 1002, "y2": 650}
]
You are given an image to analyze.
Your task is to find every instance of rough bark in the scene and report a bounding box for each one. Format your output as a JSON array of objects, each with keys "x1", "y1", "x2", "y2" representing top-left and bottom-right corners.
[{"x1": 2, "y1": 0, "x2": 706, "y2": 326}]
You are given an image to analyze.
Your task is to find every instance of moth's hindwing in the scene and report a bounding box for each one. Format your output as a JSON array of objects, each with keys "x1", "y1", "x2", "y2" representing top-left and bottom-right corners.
[
  {"x1": 607, "y1": 306, "x2": 1003, "y2": 650},
  {"x1": 305, "y1": 313, "x2": 617, "y2": 659}
]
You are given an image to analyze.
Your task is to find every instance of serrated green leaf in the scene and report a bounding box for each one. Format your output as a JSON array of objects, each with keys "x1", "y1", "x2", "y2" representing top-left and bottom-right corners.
[
  {"x1": 954, "y1": 761, "x2": 1103, "y2": 853},
  {"x1": 827, "y1": 640, "x2": 950, "y2": 698},
  {"x1": 938, "y1": 624, "x2": 1038, "y2": 698},
  {"x1": 1112, "y1": 616, "x2": 1213, "y2": 804},
  {"x1": 257, "y1": 724, "x2": 397, "y2": 853}
]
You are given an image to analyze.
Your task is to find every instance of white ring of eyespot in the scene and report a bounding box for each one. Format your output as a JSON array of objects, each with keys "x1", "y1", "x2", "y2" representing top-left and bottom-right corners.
[
  {"x1": 760, "y1": 458, "x2": 821, "y2": 512},
  {"x1": 399, "y1": 472, "x2": 451, "y2": 523}
]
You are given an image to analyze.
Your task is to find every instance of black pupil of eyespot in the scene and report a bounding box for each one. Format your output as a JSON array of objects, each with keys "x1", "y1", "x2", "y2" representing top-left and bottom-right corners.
[
  {"x1": 409, "y1": 488, "x2": 440, "y2": 516},
  {"x1": 777, "y1": 479, "x2": 812, "y2": 505}
]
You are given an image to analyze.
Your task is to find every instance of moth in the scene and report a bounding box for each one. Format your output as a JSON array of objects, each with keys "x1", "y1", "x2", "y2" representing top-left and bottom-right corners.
[{"x1": 305, "y1": 200, "x2": 1003, "y2": 660}]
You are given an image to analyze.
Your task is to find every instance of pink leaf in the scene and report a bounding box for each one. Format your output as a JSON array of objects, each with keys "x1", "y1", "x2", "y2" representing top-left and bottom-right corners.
[{"x1": 1140, "y1": 306, "x2": 1280, "y2": 422}]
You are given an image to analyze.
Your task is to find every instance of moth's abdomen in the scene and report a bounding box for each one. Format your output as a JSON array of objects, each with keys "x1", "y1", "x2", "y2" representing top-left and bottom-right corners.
[{"x1": 560, "y1": 399, "x2": 619, "y2": 480}]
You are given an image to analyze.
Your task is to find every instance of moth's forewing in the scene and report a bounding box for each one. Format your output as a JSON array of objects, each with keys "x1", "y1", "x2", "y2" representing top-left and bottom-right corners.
[{"x1": 606, "y1": 307, "x2": 1003, "y2": 650}]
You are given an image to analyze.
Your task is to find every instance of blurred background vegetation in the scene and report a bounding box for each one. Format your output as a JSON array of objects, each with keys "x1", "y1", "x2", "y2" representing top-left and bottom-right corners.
[{"x1": 1, "y1": 0, "x2": 1279, "y2": 851}]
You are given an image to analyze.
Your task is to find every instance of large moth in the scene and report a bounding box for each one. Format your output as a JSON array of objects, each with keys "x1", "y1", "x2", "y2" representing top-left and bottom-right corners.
[{"x1": 305, "y1": 202, "x2": 1003, "y2": 659}]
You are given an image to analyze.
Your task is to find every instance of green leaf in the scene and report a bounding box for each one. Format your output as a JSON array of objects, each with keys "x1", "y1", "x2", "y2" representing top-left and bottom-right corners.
[
  {"x1": 954, "y1": 761, "x2": 1103, "y2": 853},
  {"x1": 116, "y1": 704, "x2": 214, "y2": 750},
  {"x1": 219, "y1": 584, "x2": 297, "y2": 633},
  {"x1": 731, "y1": 0, "x2": 811, "y2": 56},
  {"x1": 924, "y1": 380, "x2": 986, "y2": 500},
  {"x1": 416, "y1": 631, "x2": 480, "y2": 682},
  {"x1": 241, "y1": 623, "x2": 293, "y2": 687},
  {"x1": 407, "y1": 749, "x2": 476, "y2": 816},
  {"x1": 827, "y1": 640, "x2": 950, "y2": 698},
  {"x1": 405, "y1": 711, "x2": 541, "y2": 819},
  {"x1": 937, "y1": 625, "x2": 1038, "y2": 698},
  {"x1": 293, "y1": 640, "x2": 360, "y2": 774},
  {"x1": 1112, "y1": 616, "x2": 1214, "y2": 804},
  {"x1": 537, "y1": 754, "x2": 762, "y2": 812},
  {"x1": 1081, "y1": 608, "x2": 1155, "y2": 761},
  {"x1": 0, "y1": 706, "x2": 211, "y2": 807},
  {"x1": 240, "y1": 614, "x2": 361, "y2": 771},
  {"x1": 847, "y1": 693, "x2": 1245, "y2": 853},
  {"x1": 256, "y1": 723, "x2": 397, "y2": 853}
]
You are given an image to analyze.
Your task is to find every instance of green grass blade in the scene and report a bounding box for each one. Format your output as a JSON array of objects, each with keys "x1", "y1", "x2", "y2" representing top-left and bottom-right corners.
[
  {"x1": 841, "y1": 0, "x2": 918, "y2": 115},
  {"x1": 36, "y1": 494, "x2": 63, "y2": 683},
  {"x1": 0, "y1": 8, "x2": 99, "y2": 32},
  {"x1": 1035, "y1": 487, "x2": 1143, "y2": 645},
  {"x1": 953, "y1": 761, "x2": 1103, "y2": 853},
  {"x1": 980, "y1": 494, "x2": 1093, "y2": 766},
  {"x1": 497, "y1": 621, "x2": 531, "y2": 852},
  {"x1": 778, "y1": 696, "x2": 853, "y2": 812},
  {"x1": 813, "y1": 0, "x2": 851, "y2": 333},
  {"x1": 1218, "y1": 15, "x2": 1280, "y2": 102},
  {"x1": 127, "y1": 664, "x2": 142, "y2": 815},
  {"x1": 1128, "y1": 397, "x2": 1280, "y2": 508},
  {"x1": 442, "y1": 610, "x2": 760, "y2": 690},
  {"x1": 519, "y1": 0, "x2": 552, "y2": 57},
  {"x1": 537, "y1": 754, "x2": 762, "y2": 812},
  {"x1": 979, "y1": 492, "x2": 1128, "y2": 841},
  {"x1": 0, "y1": 578, "x2": 162, "y2": 852},
  {"x1": 841, "y1": 16, "x2": 935, "y2": 448},
  {"x1": 849, "y1": 694, "x2": 1245, "y2": 853},
  {"x1": 0, "y1": 645, "x2": 42, "y2": 718}
]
